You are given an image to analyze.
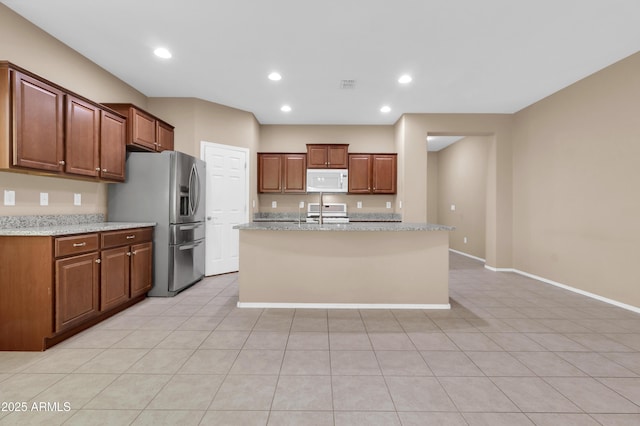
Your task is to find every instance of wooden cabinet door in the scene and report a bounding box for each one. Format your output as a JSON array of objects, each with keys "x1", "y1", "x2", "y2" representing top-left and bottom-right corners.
[
  {"x1": 283, "y1": 154, "x2": 306, "y2": 193},
  {"x1": 306, "y1": 145, "x2": 328, "y2": 168},
  {"x1": 130, "y1": 242, "x2": 153, "y2": 298},
  {"x1": 13, "y1": 72, "x2": 64, "y2": 172},
  {"x1": 131, "y1": 108, "x2": 157, "y2": 150},
  {"x1": 372, "y1": 154, "x2": 397, "y2": 194},
  {"x1": 258, "y1": 153, "x2": 283, "y2": 192},
  {"x1": 156, "y1": 121, "x2": 174, "y2": 152},
  {"x1": 100, "y1": 246, "x2": 130, "y2": 312},
  {"x1": 65, "y1": 96, "x2": 100, "y2": 177},
  {"x1": 55, "y1": 252, "x2": 99, "y2": 332},
  {"x1": 348, "y1": 154, "x2": 372, "y2": 193},
  {"x1": 327, "y1": 145, "x2": 348, "y2": 168},
  {"x1": 100, "y1": 110, "x2": 126, "y2": 181}
]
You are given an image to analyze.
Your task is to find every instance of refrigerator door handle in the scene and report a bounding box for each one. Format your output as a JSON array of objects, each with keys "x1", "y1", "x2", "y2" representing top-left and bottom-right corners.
[
  {"x1": 188, "y1": 164, "x2": 201, "y2": 216},
  {"x1": 178, "y1": 240, "x2": 202, "y2": 251}
]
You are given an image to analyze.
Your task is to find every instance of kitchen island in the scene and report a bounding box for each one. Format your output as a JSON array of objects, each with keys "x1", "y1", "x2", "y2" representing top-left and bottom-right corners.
[{"x1": 234, "y1": 222, "x2": 453, "y2": 309}]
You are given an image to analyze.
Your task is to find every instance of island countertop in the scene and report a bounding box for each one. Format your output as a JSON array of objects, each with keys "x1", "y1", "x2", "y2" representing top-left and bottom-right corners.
[
  {"x1": 0, "y1": 222, "x2": 156, "y2": 236},
  {"x1": 234, "y1": 221, "x2": 453, "y2": 232}
]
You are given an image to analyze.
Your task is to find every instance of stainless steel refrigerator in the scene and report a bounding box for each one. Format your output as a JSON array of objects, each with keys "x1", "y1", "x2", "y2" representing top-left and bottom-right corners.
[{"x1": 108, "y1": 151, "x2": 206, "y2": 296}]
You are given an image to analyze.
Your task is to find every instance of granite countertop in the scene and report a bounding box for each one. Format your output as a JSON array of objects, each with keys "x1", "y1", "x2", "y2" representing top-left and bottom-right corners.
[
  {"x1": 0, "y1": 222, "x2": 156, "y2": 236},
  {"x1": 234, "y1": 221, "x2": 453, "y2": 232}
]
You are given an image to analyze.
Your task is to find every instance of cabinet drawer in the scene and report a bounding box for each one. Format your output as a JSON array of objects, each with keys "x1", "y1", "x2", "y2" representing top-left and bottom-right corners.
[
  {"x1": 55, "y1": 234, "x2": 99, "y2": 258},
  {"x1": 101, "y1": 228, "x2": 153, "y2": 249}
]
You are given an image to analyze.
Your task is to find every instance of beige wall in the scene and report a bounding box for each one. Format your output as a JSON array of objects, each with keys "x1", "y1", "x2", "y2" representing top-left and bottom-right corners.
[
  {"x1": 426, "y1": 151, "x2": 438, "y2": 223},
  {"x1": 436, "y1": 136, "x2": 489, "y2": 259},
  {"x1": 0, "y1": 4, "x2": 146, "y2": 217},
  {"x1": 395, "y1": 114, "x2": 513, "y2": 269},
  {"x1": 512, "y1": 51, "x2": 640, "y2": 308}
]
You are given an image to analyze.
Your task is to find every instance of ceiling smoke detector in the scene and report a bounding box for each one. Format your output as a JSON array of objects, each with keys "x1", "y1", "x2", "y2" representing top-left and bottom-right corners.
[{"x1": 339, "y1": 79, "x2": 357, "y2": 89}]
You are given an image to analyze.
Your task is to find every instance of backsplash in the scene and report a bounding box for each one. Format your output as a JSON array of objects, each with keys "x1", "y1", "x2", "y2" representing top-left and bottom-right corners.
[
  {"x1": 253, "y1": 212, "x2": 401, "y2": 222},
  {"x1": 0, "y1": 213, "x2": 105, "y2": 229}
]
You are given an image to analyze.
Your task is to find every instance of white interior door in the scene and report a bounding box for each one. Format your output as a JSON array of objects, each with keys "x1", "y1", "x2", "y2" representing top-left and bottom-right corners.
[{"x1": 201, "y1": 142, "x2": 248, "y2": 276}]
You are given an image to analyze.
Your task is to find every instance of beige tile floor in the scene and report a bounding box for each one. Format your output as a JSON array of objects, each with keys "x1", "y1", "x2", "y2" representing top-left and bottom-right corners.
[{"x1": 1, "y1": 253, "x2": 640, "y2": 425}]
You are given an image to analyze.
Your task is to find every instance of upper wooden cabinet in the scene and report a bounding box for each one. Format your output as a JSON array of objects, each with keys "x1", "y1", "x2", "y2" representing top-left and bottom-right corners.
[
  {"x1": 258, "y1": 153, "x2": 307, "y2": 193},
  {"x1": 11, "y1": 71, "x2": 65, "y2": 173},
  {"x1": 348, "y1": 154, "x2": 397, "y2": 194},
  {"x1": 103, "y1": 103, "x2": 174, "y2": 152},
  {"x1": 0, "y1": 62, "x2": 127, "y2": 182},
  {"x1": 99, "y1": 111, "x2": 127, "y2": 181},
  {"x1": 306, "y1": 144, "x2": 348, "y2": 168}
]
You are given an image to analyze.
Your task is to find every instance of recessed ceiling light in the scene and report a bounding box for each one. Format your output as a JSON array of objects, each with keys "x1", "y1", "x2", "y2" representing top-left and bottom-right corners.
[
  {"x1": 380, "y1": 105, "x2": 391, "y2": 113},
  {"x1": 281, "y1": 105, "x2": 292, "y2": 112},
  {"x1": 398, "y1": 74, "x2": 412, "y2": 84},
  {"x1": 154, "y1": 47, "x2": 172, "y2": 59},
  {"x1": 268, "y1": 72, "x2": 282, "y2": 81}
]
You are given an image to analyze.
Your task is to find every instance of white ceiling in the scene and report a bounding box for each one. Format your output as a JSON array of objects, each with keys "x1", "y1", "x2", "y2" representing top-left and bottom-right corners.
[{"x1": 3, "y1": 0, "x2": 640, "y2": 125}]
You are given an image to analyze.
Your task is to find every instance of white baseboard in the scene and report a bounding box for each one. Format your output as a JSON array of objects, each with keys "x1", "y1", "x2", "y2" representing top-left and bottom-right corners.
[
  {"x1": 237, "y1": 302, "x2": 451, "y2": 310},
  {"x1": 449, "y1": 248, "x2": 485, "y2": 263},
  {"x1": 482, "y1": 264, "x2": 640, "y2": 315}
]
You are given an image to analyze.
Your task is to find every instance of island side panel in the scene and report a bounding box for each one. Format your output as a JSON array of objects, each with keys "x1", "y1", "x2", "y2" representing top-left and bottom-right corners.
[{"x1": 238, "y1": 230, "x2": 449, "y2": 305}]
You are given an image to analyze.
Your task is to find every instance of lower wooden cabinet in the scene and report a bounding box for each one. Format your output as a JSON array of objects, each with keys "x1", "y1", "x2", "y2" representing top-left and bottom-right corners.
[
  {"x1": 0, "y1": 226, "x2": 154, "y2": 351},
  {"x1": 130, "y1": 242, "x2": 153, "y2": 297},
  {"x1": 55, "y1": 252, "x2": 100, "y2": 332},
  {"x1": 100, "y1": 246, "x2": 130, "y2": 312}
]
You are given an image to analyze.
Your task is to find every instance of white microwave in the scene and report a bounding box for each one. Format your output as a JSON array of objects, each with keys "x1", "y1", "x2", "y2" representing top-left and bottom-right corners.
[{"x1": 306, "y1": 169, "x2": 349, "y2": 193}]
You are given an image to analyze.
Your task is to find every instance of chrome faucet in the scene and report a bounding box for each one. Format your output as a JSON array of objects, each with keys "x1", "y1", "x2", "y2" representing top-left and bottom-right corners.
[{"x1": 319, "y1": 192, "x2": 324, "y2": 225}]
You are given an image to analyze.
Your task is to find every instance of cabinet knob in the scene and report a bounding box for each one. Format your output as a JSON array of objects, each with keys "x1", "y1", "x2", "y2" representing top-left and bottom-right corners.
[
  {"x1": 126, "y1": 252, "x2": 132, "y2": 257},
  {"x1": 95, "y1": 167, "x2": 101, "y2": 171},
  {"x1": 102, "y1": 168, "x2": 107, "y2": 172},
  {"x1": 58, "y1": 160, "x2": 65, "y2": 166},
  {"x1": 132, "y1": 251, "x2": 137, "y2": 255},
  {"x1": 95, "y1": 259, "x2": 101, "y2": 264}
]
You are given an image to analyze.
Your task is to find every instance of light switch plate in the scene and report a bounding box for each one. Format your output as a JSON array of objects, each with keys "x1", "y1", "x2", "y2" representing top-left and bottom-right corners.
[
  {"x1": 299, "y1": 201, "x2": 304, "y2": 208},
  {"x1": 357, "y1": 201, "x2": 362, "y2": 209},
  {"x1": 74, "y1": 193, "x2": 82, "y2": 206},
  {"x1": 399, "y1": 201, "x2": 403, "y2": 209},
  {"x1": 40, "y1": 192, "x2": 48, "y2": 206},
  {"x1": 450, "y1": 204, "x2": 456, "y2": 211},
  {"x1": 271, "y1": 201, "x2": 277, "y2": 208},
  {"x1": 4, "y1": 190, "x2": 15, "y2": 206},
  {"x1": 386, "y1": 201, "x2": 391, "y2": 209}
]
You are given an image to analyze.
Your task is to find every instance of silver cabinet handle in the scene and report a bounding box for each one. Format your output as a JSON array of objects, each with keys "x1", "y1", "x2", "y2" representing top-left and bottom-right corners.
[
  {"x1": 73, "y1": 242, "x2": 87, "y2": 247},
  {"x1": 126, "y1": 252, "x2": 131, "y2": 257},
  {"x1": 95, "y1": 167, "x2": 101, "y2": 171},
  {"x1": 59, "y1": 160, "x2": 65, "y2": 165},
  {"x1": 102, "y1": 168, "x2": 107, "y2": 172},
  {"x1": 126, "y1": 235, "x2": 135, "y2": 239},
  {"x1": 95, "y1": 259, "x2": 101, "y2": 264}
]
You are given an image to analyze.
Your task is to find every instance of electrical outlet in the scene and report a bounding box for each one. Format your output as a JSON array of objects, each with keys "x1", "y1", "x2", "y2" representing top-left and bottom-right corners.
[
  {"x1": 271, "y1": 201, "x2": 277, "y2": 208},
  {"x1": 3, "y1": 190, "x2": 15, "y2": 206},
  {"x1": 450, "y1": 204, "x2": 456, "y2": 211},
  {"x1": 299, "y1": 201, "x2": 304, "y2": 208},
  {"x1": 74, "y1": 193, "x2": 82, "y2": 206},
  {"x1": 357, "y1": 201, "x2": 362, "y2": 209},
  {"x1": 40, "y1": 192, "x2": 48, "y2": 206},
  {"x1": 386, "y1": 201, "x2": 391, "y2": 209},
  {"x1": 464, "y1": 237, "x2": 468, "y2": 244},
  {"x1": 399, "y1": 201, "x2": 403, "y2": 209},
  {"x1": 252, "y1": 199, "x2": 256, "y2": 208}
]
